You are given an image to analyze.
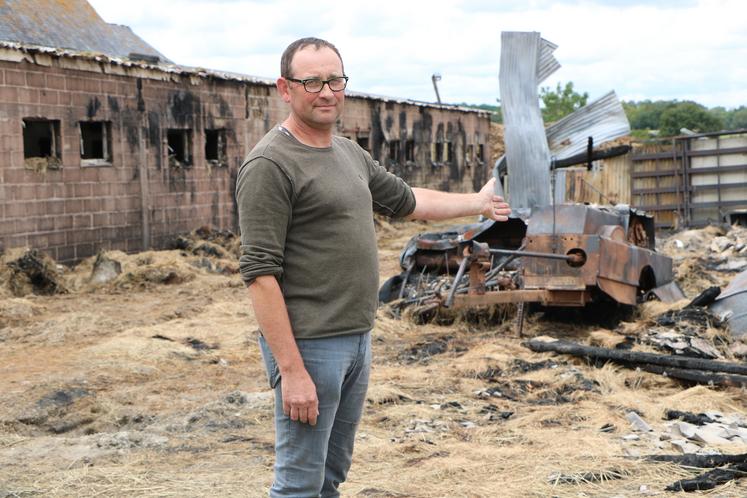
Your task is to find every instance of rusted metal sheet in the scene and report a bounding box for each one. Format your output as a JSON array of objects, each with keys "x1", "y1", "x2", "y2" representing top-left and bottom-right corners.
[
  {"x1": 451, "y1": 289, "x2": 590, "y2": 308},
  {"x1": 521, "y1": 205, "x2": 673, "y2": 305}
]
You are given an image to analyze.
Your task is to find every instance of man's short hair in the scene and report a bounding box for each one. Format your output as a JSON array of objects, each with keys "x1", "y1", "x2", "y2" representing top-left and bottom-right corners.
[{"x1": 280, "y1": 37, "x2": 344, "y2": 78}]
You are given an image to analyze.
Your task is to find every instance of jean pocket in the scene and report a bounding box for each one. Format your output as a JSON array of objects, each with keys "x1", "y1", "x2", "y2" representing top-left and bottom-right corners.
[
  {"x1": 268, "y1": 360, "x2": 281, "y2": 389},
  {"x1": 259, "y1": 334, "x2": 281, "y2": 389}
]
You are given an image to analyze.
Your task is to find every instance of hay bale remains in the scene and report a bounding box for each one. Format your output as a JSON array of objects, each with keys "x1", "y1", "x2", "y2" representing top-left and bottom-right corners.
[{"x1": 0, "y1": 249, "x2": 67, "y2": 297}]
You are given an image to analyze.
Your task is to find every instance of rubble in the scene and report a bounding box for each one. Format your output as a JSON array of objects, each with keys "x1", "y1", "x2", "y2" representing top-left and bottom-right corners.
[
  {"x1": 169, "y1": 226, "x2": 241, "y2": 260},
  {"x1": 89, "y1": 251, "x2": 122, "y2": 285},
  {"x1": 0, "y1": 249, "x2": 67, "y2": 296},
  {"x1": 626, "y1": 412, "x2": 653, "y2": 433}
]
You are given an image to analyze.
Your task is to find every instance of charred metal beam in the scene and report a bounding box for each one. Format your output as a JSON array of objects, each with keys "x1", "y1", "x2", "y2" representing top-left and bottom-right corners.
[
  {"x1": 488, "y1": 248, "x2": 582, "y2": 263},
  {"x1": 553, "y1": 144, "x2": 632, "y2": 169}
]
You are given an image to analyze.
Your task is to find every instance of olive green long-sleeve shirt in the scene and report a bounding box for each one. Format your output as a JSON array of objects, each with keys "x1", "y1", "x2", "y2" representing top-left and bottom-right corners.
[{"x1": 236, "y1": 127, "x2": 415, "y2": 339}]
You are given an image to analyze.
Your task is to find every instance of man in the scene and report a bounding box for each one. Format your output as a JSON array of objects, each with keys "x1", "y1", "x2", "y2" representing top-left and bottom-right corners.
[{"x1": 236, "y1": 37, "x2": 510, "y2": 497}]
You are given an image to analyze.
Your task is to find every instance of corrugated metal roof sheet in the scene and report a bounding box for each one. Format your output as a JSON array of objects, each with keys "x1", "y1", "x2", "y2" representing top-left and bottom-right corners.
[
  {"x1": 0, "y1": 0, "x2": 170, "y2": 62},
  {"x1": 545, "y1": 91, "x2": 631, "y2": 159},
  {"x1": 537, "y1": 38, "x2": 560, "y2": 84}
]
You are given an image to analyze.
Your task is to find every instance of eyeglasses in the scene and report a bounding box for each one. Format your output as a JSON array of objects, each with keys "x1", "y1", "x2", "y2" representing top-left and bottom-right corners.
[{"x1": 286, "y1": 76, "x2": 349, "y2": 93}]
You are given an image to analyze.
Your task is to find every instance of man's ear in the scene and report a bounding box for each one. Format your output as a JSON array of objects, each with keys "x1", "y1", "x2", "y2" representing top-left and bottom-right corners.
[{"x1": 277, "y1": 77, "x2": 291, "y2": 103}]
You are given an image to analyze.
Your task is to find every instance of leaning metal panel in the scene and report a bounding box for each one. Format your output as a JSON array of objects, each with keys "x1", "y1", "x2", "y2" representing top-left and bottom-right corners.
[{"x1": 500, "y1": 31, "x2": 552, "y2": 209}]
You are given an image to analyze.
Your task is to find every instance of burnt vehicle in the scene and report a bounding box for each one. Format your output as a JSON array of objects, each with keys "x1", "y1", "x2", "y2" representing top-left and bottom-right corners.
[{"x1": 379, "y1": 204, "x2": 683, "y2": 317}]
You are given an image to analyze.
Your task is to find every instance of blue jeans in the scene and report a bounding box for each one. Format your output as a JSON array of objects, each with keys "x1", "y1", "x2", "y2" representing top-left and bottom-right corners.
[{"x1": 259, "y1": 332, "x2": 371, "y2": 498}]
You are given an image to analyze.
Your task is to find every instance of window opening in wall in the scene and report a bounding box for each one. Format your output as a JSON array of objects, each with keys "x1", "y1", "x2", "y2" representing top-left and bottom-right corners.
[
  {"x1": 477, "y1": 144, "x2": 485, "y2": 162},
  {"x1": 80, "y1": 121, "x2": 112, "y2": 166},
  {"x1": 388, "y1": 140, "x2": 400, "y2": 162},
  {"x1": 22, "y1": 118, "x2": 62, "y2": 171},
  {"x1": 205, "y1": 129, "x2": 227, "y2": 167},
  {"x1": 434, "y1": 142, "x2": 444, "y2": 163},
  {"x1": 357, "y1": 135, "x2": 369, "y2": 151},
  {"x1": 445, "y1": 142, "x2": 453, "y2": 163},
  {"x1": 405, "y1": 140, "x2": 415, "y2": 161},
  {"x1": 167, "y1": 129, "x2": 193, "y2": 167}
]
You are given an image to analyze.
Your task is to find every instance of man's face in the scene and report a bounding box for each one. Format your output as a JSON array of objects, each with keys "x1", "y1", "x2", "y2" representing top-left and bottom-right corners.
[{"x1": 280, "y1": 46, "x2": 345, "y2": 130}]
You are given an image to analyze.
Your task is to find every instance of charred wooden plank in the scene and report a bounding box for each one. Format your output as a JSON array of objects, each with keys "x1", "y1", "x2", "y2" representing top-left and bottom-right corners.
[
  {"x1": 525, "y1": 339, "x2": 747, "y2": 376},
  {"x1": 631, "y1": 363, "x2": 747, "y2": 388},
  {"x1": 664, "y1": 410, "x2": 719, "y2": 426},
  {"x1": 646, "y1": 453, "x2": 747, "y2": 468},
  {"x1": 665, "y1": 463, "x2": 747, "y2": 492}
]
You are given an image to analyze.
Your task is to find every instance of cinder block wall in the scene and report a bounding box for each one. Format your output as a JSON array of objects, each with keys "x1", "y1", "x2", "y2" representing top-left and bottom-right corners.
[{"x1": 0, "y1": 57, "x2": 490, "y2": 263}]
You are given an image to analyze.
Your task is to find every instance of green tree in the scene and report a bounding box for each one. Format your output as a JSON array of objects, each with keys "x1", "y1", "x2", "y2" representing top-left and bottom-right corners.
[
  {"x1": 659, "y1": 101, "x2": 723, "y2": 136},
  {"x1": 710, "y1": 106, "x2": 730, "y2": 128},
  {"x1": 727, "y1": 106, "x2": 747, "y2": 129},
  {"x1": 540, "y1": 82, "x2": 588, "y2": 122},
  {"x1": 624, "y1": 100, "x2": 678, "y2": 131}
]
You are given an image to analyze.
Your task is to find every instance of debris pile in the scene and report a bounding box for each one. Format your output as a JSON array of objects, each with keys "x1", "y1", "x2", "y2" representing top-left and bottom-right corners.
[
  {"x1": 1, "y1": 226, "x2": 245, "y2": 298},
  {"x1": 660, "y1": 224, "x2": 747, "y2": 294},
  {"x1": 112, "y1": 253, "x2": 198, "y2": 289},
  {"x1": 0, "y1": 248, "x2": 68, "y2": 297},
  {"x1": 643, "y1": 305, "x2": 726, "y2": 359},
  {"x1": 170, "y1": 225, "x2": 241, "y2": 260}
]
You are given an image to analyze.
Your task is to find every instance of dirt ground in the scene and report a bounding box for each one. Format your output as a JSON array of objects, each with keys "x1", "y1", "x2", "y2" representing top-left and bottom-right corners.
[{"x1": 1, "y1": 219, "x2": 747, "y2": 497}]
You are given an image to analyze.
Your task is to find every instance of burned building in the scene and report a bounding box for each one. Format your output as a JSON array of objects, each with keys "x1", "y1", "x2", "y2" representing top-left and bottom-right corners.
[{"x1": 0, "y1": 0, "x2": 491, "y2": 263}]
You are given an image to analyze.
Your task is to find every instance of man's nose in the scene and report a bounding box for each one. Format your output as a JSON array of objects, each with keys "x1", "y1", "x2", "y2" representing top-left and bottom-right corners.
[{"x1": 318, "y1": 82, "x2": 335, "y2": 97}]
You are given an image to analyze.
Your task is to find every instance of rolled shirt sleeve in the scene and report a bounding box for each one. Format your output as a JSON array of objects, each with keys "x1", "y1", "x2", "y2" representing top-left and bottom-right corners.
[{"x1": 236, "y1": 157, "x2": 295, "y2": 286}]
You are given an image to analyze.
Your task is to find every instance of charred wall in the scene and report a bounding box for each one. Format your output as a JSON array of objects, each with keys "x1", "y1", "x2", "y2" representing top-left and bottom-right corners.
[
  {"x1": 337, "y1": 98, "x2": 490, "y2": 193},
  {"x1": 0, "y1": 54, "x2": 489, "y2": 263},
  {"x1": 0, "y1": 59, "x2": 256, "y2": 262}
]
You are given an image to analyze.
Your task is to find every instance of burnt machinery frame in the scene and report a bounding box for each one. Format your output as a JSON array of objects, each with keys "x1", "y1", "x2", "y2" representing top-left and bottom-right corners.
[{"x1": 380, "y1": 204, "x2": 681, "y2": 312}]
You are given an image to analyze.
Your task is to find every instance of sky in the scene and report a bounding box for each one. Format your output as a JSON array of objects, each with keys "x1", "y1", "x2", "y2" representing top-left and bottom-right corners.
[{"x1": 87, "y1": 0, "x2": 747, "y2": 109}]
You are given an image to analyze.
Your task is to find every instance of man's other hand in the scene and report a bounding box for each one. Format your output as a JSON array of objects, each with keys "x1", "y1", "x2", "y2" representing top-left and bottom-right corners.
[
  {"x1": 282, "y1": 368, "x2": 319, "y2": 425},
  {"x1": 478, "y1": 178, "x2": 511, "y2": 221}
]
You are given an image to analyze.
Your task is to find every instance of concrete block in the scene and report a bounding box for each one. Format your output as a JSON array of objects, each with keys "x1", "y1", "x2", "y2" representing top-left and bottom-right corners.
[{"x1": 626, "y1": 412, "x2": 653, "y2": 432}]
